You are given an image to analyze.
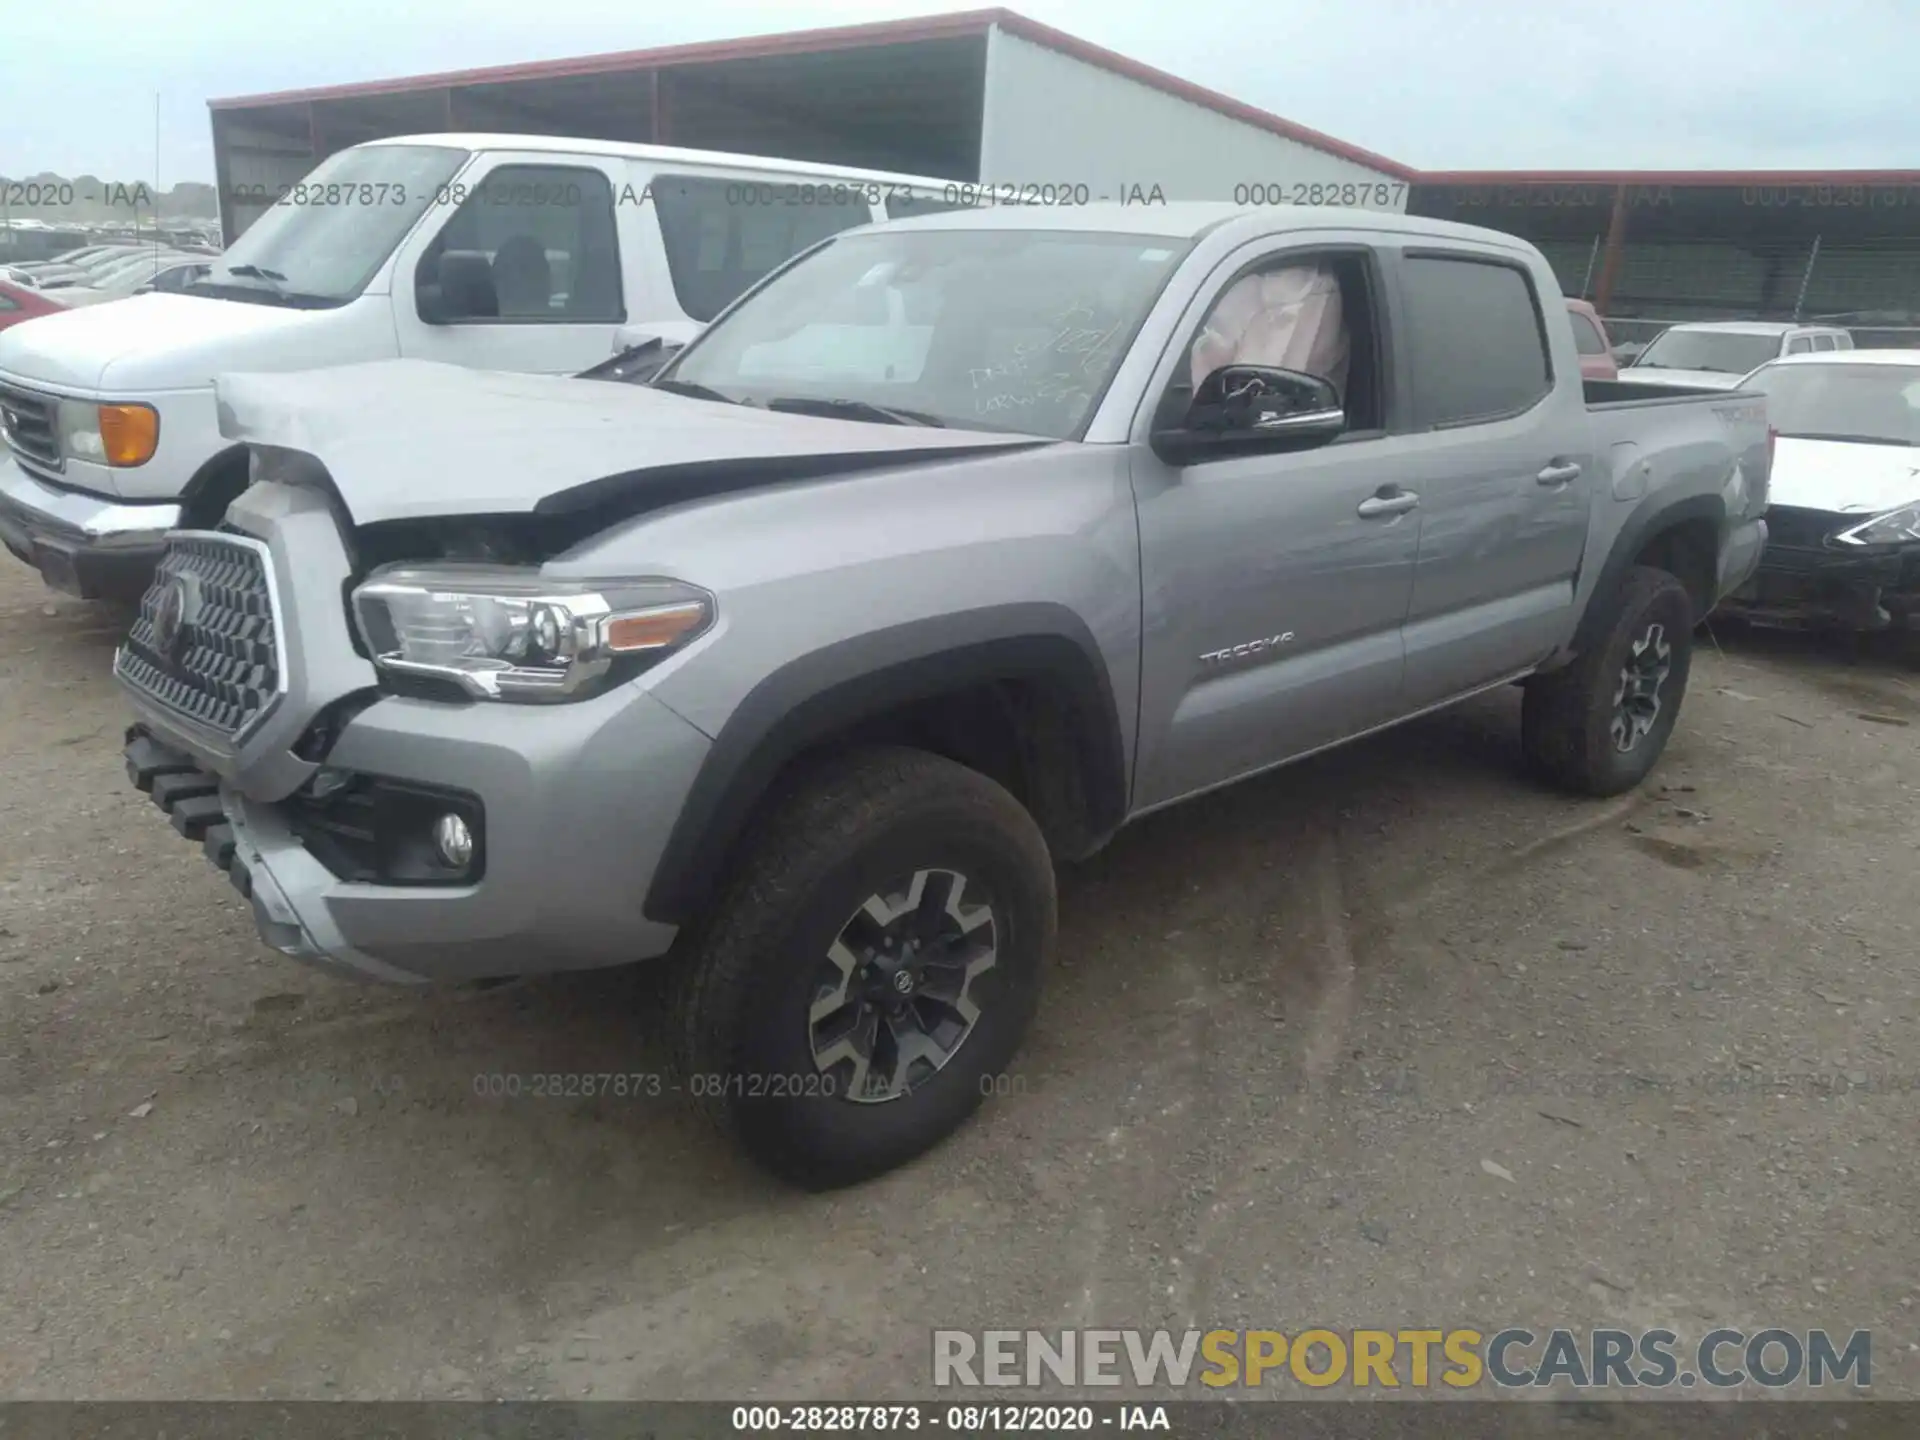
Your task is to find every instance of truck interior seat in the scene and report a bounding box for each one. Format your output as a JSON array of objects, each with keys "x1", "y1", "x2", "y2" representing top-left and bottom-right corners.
[{"x1": 492, "y1": 235, "x2": 553, "y2": 316}]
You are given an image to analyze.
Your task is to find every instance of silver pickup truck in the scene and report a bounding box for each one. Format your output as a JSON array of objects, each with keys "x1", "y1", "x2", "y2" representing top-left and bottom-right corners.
[{"x1": 115, "y1": 204, "x2": 1770, "y2": 1187}]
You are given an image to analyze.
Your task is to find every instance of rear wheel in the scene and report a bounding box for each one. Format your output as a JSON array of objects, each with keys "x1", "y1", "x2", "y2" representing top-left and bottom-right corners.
[
  {"x1": 1522, "y1": 566, "x2": 1695, "y2": 796},
  {"x1": 672, "y1": 746, "x2": 1055, "y2": 1188}
]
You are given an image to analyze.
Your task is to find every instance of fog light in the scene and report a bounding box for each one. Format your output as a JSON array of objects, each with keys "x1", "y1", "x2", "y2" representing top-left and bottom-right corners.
[{"x1": 432, "y1": 813, "x2": 474, "y2": 869}]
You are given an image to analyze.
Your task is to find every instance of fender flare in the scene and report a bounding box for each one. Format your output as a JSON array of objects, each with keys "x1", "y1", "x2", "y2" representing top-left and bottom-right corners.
[
  {"x1": 643, "y1": 604, "x2": 1128, "y2": 925},
  {"x1": 1571, "y1": 491, "x2": 1726, "y2": 654},
  {"x1": 179, "y1": 444, "x2": 251, "y2": 525}
]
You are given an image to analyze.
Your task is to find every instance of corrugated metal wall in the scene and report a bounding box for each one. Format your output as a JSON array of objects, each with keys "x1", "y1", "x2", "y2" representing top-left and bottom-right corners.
[{"x1": 977, "y1": 28, "x2": 1407, "y2": 209}]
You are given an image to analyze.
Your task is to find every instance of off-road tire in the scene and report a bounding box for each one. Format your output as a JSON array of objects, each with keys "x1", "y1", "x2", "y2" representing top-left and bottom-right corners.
[
  {"x1": 670, "y1": 745, "x2": 1056, "y2": 1189},
  {"x1": 1522, "y1": 565, "x2": 1696, "y2": 796}
]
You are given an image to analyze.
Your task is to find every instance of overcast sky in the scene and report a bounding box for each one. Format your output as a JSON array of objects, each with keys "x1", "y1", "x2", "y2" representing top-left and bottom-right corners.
[{"x1": 4, "y1": 0, "x2": 1917, "y2": 185}]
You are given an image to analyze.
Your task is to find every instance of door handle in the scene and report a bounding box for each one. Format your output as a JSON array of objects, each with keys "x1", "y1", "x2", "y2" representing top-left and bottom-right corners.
[
  {"x1": 1356, "y1": 489, "x2": 1419, "y2": 518},
  {"x1": 1537, "y1": 461, "x2": 1582, "y2": 486}
]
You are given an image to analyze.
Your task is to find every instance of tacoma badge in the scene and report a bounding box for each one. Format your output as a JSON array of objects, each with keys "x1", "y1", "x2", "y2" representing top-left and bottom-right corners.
[{"x1": 1199, "y1": 632, "x2": 1295, "y2": 665}]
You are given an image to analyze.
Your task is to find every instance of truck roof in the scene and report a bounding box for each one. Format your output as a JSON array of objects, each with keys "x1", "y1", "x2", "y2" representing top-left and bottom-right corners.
[
  {"x1": 869, "y1": 201, "x2": 1540, "y2": 252},
  {"x1": 356, "y1": 132, "x2": 954, "y2": 189},
  {"x1": 1659, "y1": 320, "x2": 1845, "y2": 336}
]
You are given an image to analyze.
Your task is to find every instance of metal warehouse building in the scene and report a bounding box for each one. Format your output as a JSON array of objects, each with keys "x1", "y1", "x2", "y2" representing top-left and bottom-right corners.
[
  {"x1": 207, "y1": 8, "x2": 1410, "y2": 241},
  {"x1": 1411, "y1": 171, "x2": 1920, "y2": 345}
]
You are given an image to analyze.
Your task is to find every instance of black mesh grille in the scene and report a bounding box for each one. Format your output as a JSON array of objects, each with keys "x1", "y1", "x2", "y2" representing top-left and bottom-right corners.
[{"x1": 118, "y1": 536, "x2": 279, "y2": 737}]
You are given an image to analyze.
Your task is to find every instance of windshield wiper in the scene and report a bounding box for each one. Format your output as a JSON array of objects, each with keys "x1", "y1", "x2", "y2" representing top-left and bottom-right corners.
[
  {"x1": 225, "y1": 263, "x2": 289, "y2": 283},
  {"x1": 764, "y1": 395, "x2": 946, "y2": 427},
  {"x1": 183, "y1": 279, "x2": 341, "y2": 310},
  {"x1": 650, "y1": 377, "x2": 743, "y2": 405}
]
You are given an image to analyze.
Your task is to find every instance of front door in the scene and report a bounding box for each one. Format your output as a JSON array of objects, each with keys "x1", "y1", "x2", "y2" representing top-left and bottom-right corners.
[
  {"x1": 390, "y1": 155, "x2": 630, "y2": 376},
  {"x1": 1131, "y1": 241, "x2": 1421, "y2": 810}
]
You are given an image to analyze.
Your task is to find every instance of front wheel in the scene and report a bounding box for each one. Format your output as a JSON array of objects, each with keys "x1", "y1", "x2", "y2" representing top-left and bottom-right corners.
[
  {"x1": 1521, "y1": 566, "x2": 1696, "y2": 796},
  {"x1": 671, "y1": 746, "x2": 1056, "y2": 1189}
]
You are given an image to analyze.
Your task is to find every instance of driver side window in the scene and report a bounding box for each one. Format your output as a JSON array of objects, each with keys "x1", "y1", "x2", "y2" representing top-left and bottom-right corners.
[
  {"x1": 1156, "y1": 250, "x2": 1385, "y2": 437},
  {"x1": 414, "y1": 165, "x2": 623, "y2": 325}
]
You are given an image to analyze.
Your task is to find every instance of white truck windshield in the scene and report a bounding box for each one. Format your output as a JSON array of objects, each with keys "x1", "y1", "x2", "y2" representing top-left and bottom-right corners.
[
  {"x1": 196, "y1": 145, "x2": 469, "y2": 308},
  {"x1": 1635, "y1": 329, "x2": 1779, "y2": 375}
]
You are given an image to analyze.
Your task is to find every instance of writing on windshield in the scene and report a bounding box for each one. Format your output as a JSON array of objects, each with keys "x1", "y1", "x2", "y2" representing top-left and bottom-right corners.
[{"x1": 662, "y1": 229, "x2": 1185, "y2": 440}]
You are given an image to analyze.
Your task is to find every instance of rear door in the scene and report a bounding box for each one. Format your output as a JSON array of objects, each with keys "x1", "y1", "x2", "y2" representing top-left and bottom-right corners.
[{"x1": 1392, "y1": 246, "x2": 1594, "y2": 707}]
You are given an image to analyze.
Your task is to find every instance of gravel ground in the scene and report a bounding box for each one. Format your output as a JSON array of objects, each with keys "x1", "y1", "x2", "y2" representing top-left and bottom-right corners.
[{"x1": 2, "y1": 557, "x2": 1918, "y2": 1403}]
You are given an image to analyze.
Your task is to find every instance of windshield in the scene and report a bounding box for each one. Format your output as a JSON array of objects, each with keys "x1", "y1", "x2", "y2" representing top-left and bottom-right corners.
[
  {"x1": 658, "y1": 227, "x2": 1188, "y2": 439},
  {"x1": 1634, "y1": 329, "x2": 1779, "y2": 375},
  {"x1": 1742, "y1": 362, "x2": 1920, "y2": 446},
  {"x1": 199, "y1": 144, "x2": 469, "y2": 307}
]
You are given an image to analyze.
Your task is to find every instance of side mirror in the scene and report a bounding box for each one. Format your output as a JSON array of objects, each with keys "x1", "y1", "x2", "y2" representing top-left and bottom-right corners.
[
  {"x1": 611, "y1": 324, "x2": 663, "y2": 355},
  {"x1": 1151, "y1": 364, "x2": 1345, "y2": 465}
]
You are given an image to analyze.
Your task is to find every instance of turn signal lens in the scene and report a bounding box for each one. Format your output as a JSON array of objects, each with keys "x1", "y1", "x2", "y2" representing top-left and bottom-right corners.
[
  {"x1": 97, "y1": 404, "x2": 160, "y2": 467},
  {"x1": 605, "y1": 601, "x2": 711, "y2": 653}
]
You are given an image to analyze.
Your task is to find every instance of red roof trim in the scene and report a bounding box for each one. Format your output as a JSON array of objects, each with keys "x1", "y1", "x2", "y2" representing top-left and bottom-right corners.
[
  {"x1": 205, "y1": 7, "x2": 1412, "y2": 177},
  {"x1": 1420, "y1": 169, "x2": 1920, "y2": 186}
]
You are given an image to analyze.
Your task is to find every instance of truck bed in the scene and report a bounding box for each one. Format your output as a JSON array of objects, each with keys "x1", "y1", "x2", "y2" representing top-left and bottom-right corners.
[{"x1": 1583, "y1": 377, "x2": 1755, "y2": 408}]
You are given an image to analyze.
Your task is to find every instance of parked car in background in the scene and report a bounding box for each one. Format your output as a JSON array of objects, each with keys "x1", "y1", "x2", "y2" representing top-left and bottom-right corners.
[
  {"x1": 134, "y1": 260, "x2": 213, "y2": 295},
  {"x1": 0, "y1": 133, "x2": 954, "y2": 601},
  {"x1": 19, "y1": 246, "x2": 159, "y2": 289},
  {"x1": 1566, "y1": 299, "x2": 1617, "y2": 381},
  {"x1": 0, "y1": 279, "x2": 67, "y2": 332},
  {"x1": 1619, "y1": 321, "x2": 1854, "y2": 390},
  {"x1": 116, "y1": 205, "x2": 1769, "y2": 1186},
  {"x1": 1724, "y1": 349, "x2": 1920, "y2": 640}
]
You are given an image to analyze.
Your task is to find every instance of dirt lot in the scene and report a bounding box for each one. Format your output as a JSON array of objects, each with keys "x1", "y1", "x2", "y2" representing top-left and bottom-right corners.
[{"x1": 2, "y1": 555, "x2": 1918, "y2": 1402}]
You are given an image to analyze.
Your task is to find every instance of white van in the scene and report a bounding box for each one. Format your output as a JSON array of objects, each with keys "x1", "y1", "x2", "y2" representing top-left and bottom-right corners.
[{"x1": 0, "y1": 134, "x2": 955, "y2": 599}]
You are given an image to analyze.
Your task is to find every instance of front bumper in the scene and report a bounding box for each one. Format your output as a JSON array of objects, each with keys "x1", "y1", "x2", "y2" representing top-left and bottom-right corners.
[
  {"x1": 115, "y1": 482, "x2": 715, "y2": 985},
  {"x1": 124, "y1": 677, "x2": 711, "y2": 982},
  {"x1": 0, "y1": 452, "x2": 178, "y2": 600},
  {"x1": 1721, "y1": 511, "x2": 1920, "y2": 631}
]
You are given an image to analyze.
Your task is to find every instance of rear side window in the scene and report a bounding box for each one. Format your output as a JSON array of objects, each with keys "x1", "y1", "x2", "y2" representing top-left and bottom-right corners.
[
  {"x1": 0, "y1": 293, "x2": 16, "y2": 313},
  {"x1": 1400, "y1": 255, "x2": 1552, "y2": 427},
  {"x1": 1568, "y1": 310, "x2": 1607, "y2": 355},
  {"x1": 1786, "y1": 336, "x2": 1813, "y2": 354},
  {"x1": 1811, "y1": 333, "x2": 1837, "y2": 352},
  {"x1": 1832, "y1": 331, "x2": 1854, "y2": 350},
  {"x1": 653, "y1": 174, "x2": 873, "y2": 322}
]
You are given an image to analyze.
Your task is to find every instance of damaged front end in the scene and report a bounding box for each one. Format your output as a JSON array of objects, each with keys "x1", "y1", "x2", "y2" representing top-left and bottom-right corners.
[{"x1": 1724, "y1": 502, "x2": 1920, "y2": 632}]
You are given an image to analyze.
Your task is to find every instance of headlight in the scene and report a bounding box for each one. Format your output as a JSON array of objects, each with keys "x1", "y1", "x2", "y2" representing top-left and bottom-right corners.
[
  {"x1": 351, "y1": 565, "x2": 714, "y2": 703},
  {"x1": 56, "y1": 400, "x2": 159, "y2": 467},
  {"x1": 1832, "y1": 500, "x2": 1920, "y2": 547}
]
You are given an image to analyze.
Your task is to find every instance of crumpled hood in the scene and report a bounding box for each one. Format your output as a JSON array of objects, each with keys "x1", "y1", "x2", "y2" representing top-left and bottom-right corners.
[
  {"x1": 1769, "y1": 436, "x2": 1920, "y2": 515},
  {"x1": 215, "y1": 359, "x2": 1044, "y2": 525},
  {"x1": 1613, "y1": 367, "x2": 1751, "y2": 391}
]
